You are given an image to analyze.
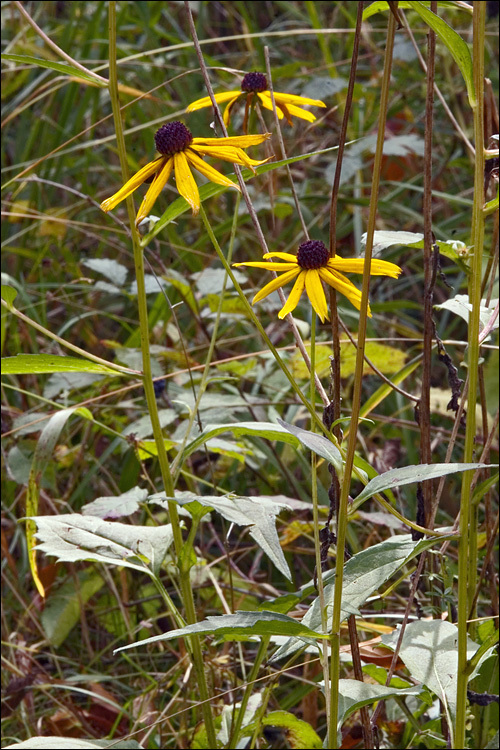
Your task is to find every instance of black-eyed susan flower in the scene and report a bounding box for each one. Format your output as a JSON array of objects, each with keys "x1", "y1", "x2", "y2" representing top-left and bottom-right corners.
[
  {"x1": 187, "y1": 72, "x2": 326, "y2": 130},
  {"x1": 100, "y1": 121, "x2": 271, "y2": 225},
  {"x1": 234, "y1": 239, "x2": 402, "y2": 322}
]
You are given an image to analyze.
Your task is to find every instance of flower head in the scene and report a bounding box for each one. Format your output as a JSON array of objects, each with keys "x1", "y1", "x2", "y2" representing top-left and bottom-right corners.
[
  {"x1": 187, "y1": 72, "x2": 326, "y2": 130},
  {"x1": 100, "y1": 121, "x2": 271, "y2": 225},
  {"x1": 234, "y1": 239, "x2": 402, "y2": 322}
]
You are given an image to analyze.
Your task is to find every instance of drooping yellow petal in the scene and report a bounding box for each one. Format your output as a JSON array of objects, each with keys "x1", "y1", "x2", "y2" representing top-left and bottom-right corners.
[
  {"x1": 273, "y1": 92, "x2": 327, "y2": 107},
  {"x1": 173, "y1": 151, "x2": 200, "y2": 214},
  {"x1": 257, "y1": 93, "x2": 285, "y2": 119},
  {"x1": 100, "y1": 157, "x2": 165, "y2": 212},
  {"x1": 252, "y1": 267, "x2": 301, "y2": 303},
  {"x1": 190, "y1": 143, "x2": 268, "y2": 169},
  {"x1": 327, "y1": 256, "x2": 402, "y2": 278},
  {"x1": 186, "y1": 90, "x2": 241, "y2": 112},
  {"x1": 233, "y1": 260, "x2": 297, "y2": 271},
  {"x1": 135, "y1": 157, "x2": 173, "y2": 226},
  {"x1": 304, "y1": 268, "x2": 328, "y2": 322},
  {"x1": 280, "y1": 102, "x2": 318, "y2": 122},
  {"x1": 192, "y1": 133, "x2": 271, "y2": 148},
  {"x1": 186, "y1": 149, "x2": 241, "y2": 191},
  {"x1": 223, "y1": 96, "x2": 240, "y2": 126},
  {"x1": 262, "y1": 251, "x2": 299, "y2": 262},
  {"x1": 278, "y1": 271, "x2": 307, "y2": 319},
  {"x1": 319, "y1": 266, "x2": 370, "y2": 316}
]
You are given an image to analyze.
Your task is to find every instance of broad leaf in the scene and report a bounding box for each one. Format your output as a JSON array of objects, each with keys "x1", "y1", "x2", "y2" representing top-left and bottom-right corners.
[
  {"x1": 29, "y1": 514, "x2": 174, "y2": 577},
  {"x1": 336, "y1": 679, "x2": 422, "y2": 743},
  {"x1": 382, "y1": 620, "x2": 479, "y2": 725},
  {"x1": 114, "y1": 610, "x2": 325, "y2": 654},
  {"x1": 271, "y1": 534, "x2": 450, "y2": 660},
  {"x1": 151, "y1": 492, "x2": 291, "y2": 579},
  {"x1": 355, "y1": 462, "x2": 498, "y2": 503},
  {"x1": 277, "y1": 418, "x2": 342, "y2": 473}
]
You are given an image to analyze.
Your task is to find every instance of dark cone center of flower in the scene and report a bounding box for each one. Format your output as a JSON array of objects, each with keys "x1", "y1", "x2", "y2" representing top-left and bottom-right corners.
[
  {"x1": 154, "y1": 121, "x2": 193, "y2": 156},
  {"x1": 296, "y1": 240, "x2": 330, "y2": 269},
  {"x1": 241, "y1": 72, "x2": 268, "y2": 93}
]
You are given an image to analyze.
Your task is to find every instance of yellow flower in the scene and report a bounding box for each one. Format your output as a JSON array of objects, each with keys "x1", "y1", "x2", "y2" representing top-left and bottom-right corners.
[
  {"x1": 187, "y1": 72, "x2": 326, "y2": 130},
  {"x1": 234, "y1": 240, "x2": 402, "y2": 322},
  {"x1": 100, "y1": 121, "x2": 270, "y2": 225}
]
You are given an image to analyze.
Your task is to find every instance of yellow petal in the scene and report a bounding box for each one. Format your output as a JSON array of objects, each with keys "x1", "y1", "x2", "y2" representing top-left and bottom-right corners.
[
  {"x1": 328, "y1": 256, "x2": 402, "y2": 278},
  {"x1": 174, "y1": 151, "x2": 200, "y2": 214},
  {"x1": 305, "y1": 269, "x2": 328, "y2": 322},
  {"x1": 223, "y1": 97, "x2": 240, "y2": 126},
  {"x1": 278, "y1": 271, "x2": 307, "y2": 318},
  {"x1": 233, "y1": 260, "x2": 297, "y2": 271},
  {"x1": 257, "y1": 93, "x2": 285, "y2": 119},
  {"x1": 319, "y1": 267, "x2": 371, "y2": 316},
  {"x1": 281, "y1": 102, "x2": 318, "y2": 122},
  {"x1": 186, "y1": 91, "x2": 241, "y2": 112},
  {"x1": 186, "y1": 149, "x2": 240, "y2": 191},
  {"x1": 135, "y1": 158, "x2": 173, "y2": 226},
  {"x1": 100, "y1": 157, "x2": 165, "y2": 212},
  {"x1": 366, "y1": 259, "x2": 402, "y2": 278},
  {"x1": 252, "y1": 267, "x2": 301, "y2": 303},
  {"x1": 273, "y1": 92, "x2": 327, "y2": 107},
  {"x1": 190, "y1": 143, "x2": 268, "y2": 168},
  {"x1": 192, "y1": 133, "x2": 271, "y2": 148},
  {"x1": 262, "y1": 251, "x2": 298, "y2": 262}
]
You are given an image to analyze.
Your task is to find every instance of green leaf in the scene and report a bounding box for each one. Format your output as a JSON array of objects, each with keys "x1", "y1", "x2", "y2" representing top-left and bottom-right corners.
[
  {"x1": 81, "y1": 486, "x2": 149, "y2": 519},
  {"x1": 1, "y1": 353, "x2": 121, "y2": 375},
  {"x1": 405, "y1": 2, "x2": 475, "y2": 106},
  {"x1": 277, "y1": 418, "x2": 343, "y2": 474},
  {"x1": 271, "y1": 534, "x2": 452, "y2": 661},
  {"x1": 2, "y1": 739, "x2": 142, "y2": 749},
  {"x1": 151, "y1": 491, "x2": 291, "y2": 579},
  {"x1": 1, "y1": 284, "x2": 18, "y2": 308},
  {"x1": 180, "y1": 420, "x2": 301, "y2": 463},
  {"x1": 29, "y1": 514, "x2": 174, "y2": 577},
  {"x1": 354, "y1": 463, "x2": 498, "y2": 504},
  {"x1": 1, "y1": 54, "x2": 107, "y2": 86},
  {"x1": 363, "y1": 1, "x2": 472, "y2": 21},
  {"x1": 261, "y1": 711, "x2": 322, "y2": 749},
  {"x1": 114, "y1": 610, "x2": 326, "y2": 654},
  {"x1": 382, "y1": 620, "x2": 479, "y2": 723},
  {"x1": 42, "y1": 569, "x2": 104, "y2": 647},
  {"x1": 336, "y1": 679, "x2": 422, "y2": 743}
]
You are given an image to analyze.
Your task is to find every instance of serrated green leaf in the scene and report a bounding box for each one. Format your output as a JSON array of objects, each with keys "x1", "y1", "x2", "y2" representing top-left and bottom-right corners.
[
  {"x1": 29, "y1": 513, "x2": 174, "y2": 578},
  {"x1": 151, "y1": 491, "x2": 291, "y2": 579}
]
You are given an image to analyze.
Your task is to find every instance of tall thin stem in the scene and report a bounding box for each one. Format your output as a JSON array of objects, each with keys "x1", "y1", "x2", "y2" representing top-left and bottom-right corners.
[
  {"x1": 455, "y1": 4, "x2": 486, "y2": 748},
  {"x1": 328, "y1": 9, "x2": 397, "y2": 747},
  {"x1": 106, "y1": 7, "x2": 216, "y2": 746}
]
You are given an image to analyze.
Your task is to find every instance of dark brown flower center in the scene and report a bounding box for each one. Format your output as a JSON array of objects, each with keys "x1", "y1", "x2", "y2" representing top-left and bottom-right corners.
[
  {"x1": 296, "y1": 240, "x2": 329, "y2": 269},
  {"x1": 154, "y1": 121, "x2": 193, "y2": 156},
  {"x1": 241, "y1": 72, "x2": 268, "y2": 93}
]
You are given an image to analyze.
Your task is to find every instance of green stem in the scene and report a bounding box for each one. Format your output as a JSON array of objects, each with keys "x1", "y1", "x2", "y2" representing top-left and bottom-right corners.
[
  {"x1": 106, "y1": 6, "x2": 216, "y2": 746},
  {"x1": 228, "y1": 637, "x2": 270, "y2": 748},
  {"x1": 455, "y1": 4, "x2": 486, "y2": 748},
  {"x1": 327, "y1": 11, "x2": 397, "y2": 747}
]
